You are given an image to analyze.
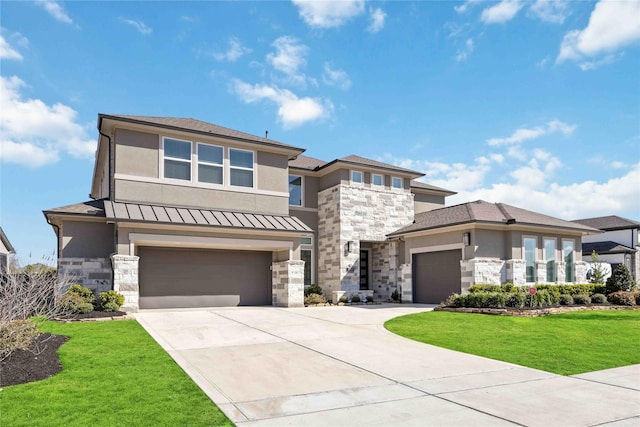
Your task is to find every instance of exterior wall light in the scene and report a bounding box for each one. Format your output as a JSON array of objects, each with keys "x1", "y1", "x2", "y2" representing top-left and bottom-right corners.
[
  {"x1": 347, "y1": 241, "x2": 356, "y2": 253},
  {"x1": 463, "y1": 232, "x2": 471, "y2": 246}
]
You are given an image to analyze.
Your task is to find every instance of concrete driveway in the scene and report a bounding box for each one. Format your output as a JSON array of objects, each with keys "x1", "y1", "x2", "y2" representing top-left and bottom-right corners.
[{"x1": 135, "y1": 305, "x2": 640, "y2": 426}]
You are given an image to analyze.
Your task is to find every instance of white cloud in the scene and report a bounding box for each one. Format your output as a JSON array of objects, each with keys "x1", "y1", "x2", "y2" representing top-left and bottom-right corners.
[
  {"x1": 480, "y1": 0, "x2": 523, "y2": 24},
  {"x1": 0, "y1": 76, "x2": 97, "y2": 168},
  {"x1": 322, "y1": 63, "x2": 351, "y2": 90},
  {"x1": 213, "y1": 37, "x2": 251, "y2": 62},
  {"x1": 367, "y1": 8, "x2": 386, "y2": 33},
  {"x1": 454, "y1": 0, "x2": 482, "y2": 14},
  {"x1": 455, "y1": 38, "x2": 474, "y2": 62},
  {"x1": 119, "y1": 18, "x2": 152, "y2": 35},
  {"x1": 529, "y1": 0, "x2": 569, "y2": 24},
  {"x1": 0, "y1": 35, "x2": 22, "y2": 61},
  {"x1": 487, "y1": 120, "x2": 576, "y2": 146},
  {"x1": 231, "y1": 79, "x2": 333, "y2": 129},
  {"x1": 267, "y1": 36, "x2": 312, "y2": 86},
  {"x1": 292, "y1": 0, "x2": 365, "y2": 28},
  {"x1": 557, "y1": 0, "x2": 640, "y2": 65},
  {"x1": 578, "y1": 54, "x2": 618, "y2": 71},
  {"x1": 35, "y1": 0, "x2": 73, "y2": 25}
]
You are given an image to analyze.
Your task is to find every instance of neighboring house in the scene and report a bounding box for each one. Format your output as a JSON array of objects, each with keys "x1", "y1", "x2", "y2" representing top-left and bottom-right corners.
[
  {"x1": 388, "y1": 201, "x2": 598, "y2": 303},
  {"x1": 572, "y1": 216, "x2": 640, "y2": 283},
  {"x1": 0, "y1": 226, "x2": 16, "y2": 272},
  {"x1": 44, "y1": 114, "x2": 599, "y2": 310}
]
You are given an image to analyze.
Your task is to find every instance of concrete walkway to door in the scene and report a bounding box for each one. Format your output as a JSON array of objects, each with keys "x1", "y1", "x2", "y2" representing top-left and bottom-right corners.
[{"x1": 135, "y1": 305, "x2": 640, "y2": 426}]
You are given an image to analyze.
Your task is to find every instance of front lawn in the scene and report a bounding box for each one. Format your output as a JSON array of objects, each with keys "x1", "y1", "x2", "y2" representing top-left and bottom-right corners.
[
  {"x1": 0, "y1": 320, "x2": 232, "y2": 427},
  {"x1": 385, "y1": 310, "x2": 640, "y2": 375}
]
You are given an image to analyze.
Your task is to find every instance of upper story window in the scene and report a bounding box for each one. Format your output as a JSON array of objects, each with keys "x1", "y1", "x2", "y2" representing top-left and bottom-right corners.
[
  {"x1": 392, "y1": 176, "x2": 403, "y2": 189},
  {"x1": 289, "y1": 175, "x2": 302, "y2": 206},
  {"x1": 351, "y1": 170, "x2": 363, "y2": 184},
  {"x1": 524, "y1": 236, "x2": 536, "y2": 283},
  {"x1": 372, "y1": 174, "x2": 383, "y2": 187},
  {"x1": 197, "y1": 144, "x2": 223, "y2": 185},
  {"x1": 163, "y1": 138, "x2": 192, "y2": 181},
  {"x1": 229, "y1": 148, "x2": 254, "y2": 188}
]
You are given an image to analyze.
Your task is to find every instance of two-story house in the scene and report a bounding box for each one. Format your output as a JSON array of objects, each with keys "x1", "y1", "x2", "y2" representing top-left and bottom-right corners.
[
  {"x1": 44, "y1": 114, "x2": 599, "y2": 310},
  {"x1": 572, "y1": 216, "x2": 640, "y2": 283}
]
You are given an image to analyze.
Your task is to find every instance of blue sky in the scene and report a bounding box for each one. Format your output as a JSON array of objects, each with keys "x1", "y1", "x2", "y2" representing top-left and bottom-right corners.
[{"x1": 1, "y1": 0, "x2": 639, "y2": 265}]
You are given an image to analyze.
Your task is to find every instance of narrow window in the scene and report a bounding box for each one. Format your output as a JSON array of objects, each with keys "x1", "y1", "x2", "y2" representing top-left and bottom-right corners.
[
  {"x1": 197, "y1": 144, "x2": 223, "y2": 184},
  {"x1": 524, "y1": 237, "x2": 536, "y2": 283},
  {"x1": 301, "y1": 249, "x2": 312, "y2": 286},
  {"x1": 163, "y1": 138, "x2": 191, "y2": 181},
  {"x1": 229, "y1": 148, "x2": 254, "y2": 187},
  {"x1": 289, "y1": 175, "x2": 302, "y2": 206},
  {"x1": 392, "y1": 177, "x2": 403, "y2": 189},
  {"x1": 563, "y1": 240, "x2": 574, "y2": 282},
  {"x1": 351, "y1": 170, "x2": 363, "y2": 184},
  {"x1": 372, "y1": 174, "x2": 383, "y2": 187},
  {"x1": 544, "y1": 238, "x2": 556, "y2": 282}
]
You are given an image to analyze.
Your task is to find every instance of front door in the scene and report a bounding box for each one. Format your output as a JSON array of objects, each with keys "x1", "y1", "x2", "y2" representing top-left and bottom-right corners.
[{"x1": 359, "y1": 250, "x2": 369, "y2": 290}]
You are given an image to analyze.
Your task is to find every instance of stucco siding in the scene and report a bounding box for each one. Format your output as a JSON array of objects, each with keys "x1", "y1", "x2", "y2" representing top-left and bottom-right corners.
[
  {"x1": 303, "y1": 175, "x2": 319, "y2": 208},
  {"x1": 414, "y1": 193, "x2": 446, "y2": 214},
  {"x1": 115, "y1": 129, "x2": 159, "y2": 178},
  {"x1": 62, "y1": 220, "x2": 114, "y2": 258},
  {"x1": 402, "y1": 231, "x2": 467, "y2": 260},
  {"x1": 257, "y1": 151, "x2": 288, "y2": 193},
  {"x1": 319, "y1": 170, "x2": 347, "y2": 191},
  {"x1": 474, "y1": 229, "x2": 506, "y2": 258}
]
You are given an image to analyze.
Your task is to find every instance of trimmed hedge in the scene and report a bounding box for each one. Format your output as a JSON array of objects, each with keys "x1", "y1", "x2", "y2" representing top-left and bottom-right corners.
[{"x1": 468, "y1": 283, "x2": 606, "y2": 296}]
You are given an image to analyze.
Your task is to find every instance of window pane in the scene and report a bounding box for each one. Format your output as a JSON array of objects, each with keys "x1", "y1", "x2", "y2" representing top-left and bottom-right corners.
[
  {"x1": 230, "y1": 149, "x2": 253, "y2": 169},
  {"x1": 392, "y1": 177, "x2": 403, "y2": 189},
  {"x1": 352, "y1": 171, "x2": 362, "y2": 183},
  {"x1": 198, "y1": 145, "x2": 223, "y2": 165},
  {"x1": 300, "y1": 237, "x2": 312, "y2": 245},
  {"x1": 289, "y1": 175, "x2": 302, "y2": 206},
  {"x1": 164, "y1": 159, "x2": 191, "y2": 180},
  {"x1": 301, "y1": 250, "x2": 312, "y2": 286},
  {"x1": 230, "y1": 168, "x2": 253, "y2": 187},
  {"x1": 545, "y1": 239, "x2": 556, "y2": 282},
  {"x1": 373, "y1": 174, "x2": 383, "y2": 186},
  {"x1": 524, "y1": 237, "x2": 536, "y2": 283},
  {"x1": 164, "y1": 139, "x2": 191, "y2": 160},
  {"x1": 198, "y1": 164, "x2": 223, "y2": 184},
  {"x1": 564, "y1": 241, "x2": 574, "y2": 282}
]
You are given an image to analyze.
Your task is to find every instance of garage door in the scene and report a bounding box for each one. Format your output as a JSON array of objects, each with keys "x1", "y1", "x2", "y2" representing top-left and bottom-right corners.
[
  {"x1": 412, "y1": 250, "x2": 462, "y2": 304},
  {"x1": 138, "y1": 247, "x2": 272, "y2": 309}
]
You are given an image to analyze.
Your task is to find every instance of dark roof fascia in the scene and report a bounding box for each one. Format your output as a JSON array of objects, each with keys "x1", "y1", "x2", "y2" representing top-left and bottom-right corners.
[
  {"x1": 0, "y1": 227, "x2": 15, "y2": 253},
  {"x1": 597, "y1": 225, "x2": 640, "y2": 231},
  {"x1": 410, "y1": 185, "x2": 457, "y2": 196},
  {"x1": 316, "y1": 158, "x2": 425, "y2": 178},
  {"x1": 98, "y1": 114, "x2": 306, "y2": 156}
]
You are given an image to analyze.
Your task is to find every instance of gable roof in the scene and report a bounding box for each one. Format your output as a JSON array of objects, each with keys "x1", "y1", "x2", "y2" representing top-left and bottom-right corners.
[
  {"x1": 289, "y1": 154, "x2": 327, "y2": 170},
  {"x1": 388, "y1": 200, "x2": 599, "y2": 237},
  {"x1": 583, "y1": 241, "x2": 636, "y2": 255},
  {"x1": 572, "y1": 215, "x2": 640, "y2": 231},
  {"x1": 0, "y1": 227, "x2": 15, "y2": 254},
  {"x1": 98, "y1": 114, "x2": 305, "y2": 154}
]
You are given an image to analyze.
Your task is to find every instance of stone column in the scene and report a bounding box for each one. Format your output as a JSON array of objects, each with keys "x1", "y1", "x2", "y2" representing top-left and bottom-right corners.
[
  {"x1": 575, "y1": 261, "x2": 588, "y2": 283},
  {"x1": 399, "y1": 263, "x2": 413, "y2": 303},
  {"x1": 111, "y1": 255, "x2": 139, "y2": 312},
  {"x1": 272, "y1": 260, "x2": 304, "y2": 307},
  {"x1": 535, "y1": 261, "x2": 548, "y2": 284},
  {"x1": 506, "y1": 259, "x2": 526, "y2": 286},
  {"x1": 556, "y1": 261, "x2": 567, "y2": 284}
]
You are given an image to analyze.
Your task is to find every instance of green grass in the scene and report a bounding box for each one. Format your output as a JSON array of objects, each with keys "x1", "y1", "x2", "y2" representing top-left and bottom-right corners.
[
  {"x1": 385, "y1": 310, "x2": 640, "y2": 375},
  {"x1": 0, "y1": 320, "x2": 232, "y2": 427}
]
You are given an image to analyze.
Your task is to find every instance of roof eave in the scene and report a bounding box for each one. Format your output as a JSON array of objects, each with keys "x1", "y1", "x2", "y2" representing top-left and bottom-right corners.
[{"x1": 317, "y1": 159, "x2": 425, "y2": 179}]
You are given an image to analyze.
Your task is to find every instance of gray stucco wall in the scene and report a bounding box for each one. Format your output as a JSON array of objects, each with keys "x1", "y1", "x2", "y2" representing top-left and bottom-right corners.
[
  {"x1": 257, "y1": 151, "x2": 289, "y2": 193},
  {"x1": 413, "y1": 193, "x2": 446, "y2": 214},
  {"x1": 402, "y1": 230, "x2": 473, "y2": 261},
  {"x1": 303, "y1": 175, "x2": 319, "y2": 208},
  {"x1": 61, "y1": 221, "x2": 115, "y2": 258},
  {"x1": 115, "y1": 129, "x2": 159, "y2": 177}
]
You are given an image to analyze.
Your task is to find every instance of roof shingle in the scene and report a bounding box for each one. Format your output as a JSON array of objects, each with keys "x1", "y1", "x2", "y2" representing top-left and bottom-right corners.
[
  {"x1": 572, "y1": 215, "x2": 640, "y2": 231},
  {"x1": 583, "y1": 241, "x2": 636, "y2": 255}
]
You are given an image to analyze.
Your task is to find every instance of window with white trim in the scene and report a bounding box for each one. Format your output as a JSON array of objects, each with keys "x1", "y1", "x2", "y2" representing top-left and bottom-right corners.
[
  {"x1": 372, "y1": 174, "x2": 383, "y2": 187},
  {"x1": 543, "y1": 238, "x2": 556, "y2": 282},
  {"x1": 351, "y1": 170, "x2": 363, "y2": 184},
  {"x1": 524, "y1": 236, "x2": 536, "y2": 283},
  {"x1": 289, "y1": 175, "x2": 302, "y2": 206},
  {"x1": 392, "y1": 176, "x2": 403, "y2": 189},
  {"x1": 229, "y1": 148, "x2": 254, "y2": 188},
  {"x1": 197, "y1": 143, "x2": 223, "y2": 185},
  {"x1": 563, "y1": 240, "x2": 575, "y2": 282},
  {"x1": 163, "y1": 138, "x2": 192, "y2": 181}
]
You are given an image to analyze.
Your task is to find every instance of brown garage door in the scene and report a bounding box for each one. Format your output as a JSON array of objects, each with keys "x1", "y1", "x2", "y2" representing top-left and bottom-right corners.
[
  {"x1": 138, "y1": 247, "x2": 272, "y2": 309},
  {"x1": 413, "y1": 250, "x2": 462, "y2": 304}
]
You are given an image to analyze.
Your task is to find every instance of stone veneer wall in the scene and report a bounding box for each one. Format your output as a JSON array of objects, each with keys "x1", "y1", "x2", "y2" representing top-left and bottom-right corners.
[
  {"x1": 371, "y1": 241, "x2": 399, "y2": 300},
  {"x1": 317, "y1": 185, "x2": 414, "y2": 298},
  {"x1": 111, "y1": 255, "x2": 139, "y2": 312},
  {"x1": 272, "y1": 260, "x2": 304, "y2": 307},
  {"x1": 399, "y1": 263, "x2": 413, "y2": 303},
  {"x1": 58, "y1": 258, "x2": 111, "y2": 296},
  {"x1": 460, "y1": 258, "x2": 506, "y2": 290}
]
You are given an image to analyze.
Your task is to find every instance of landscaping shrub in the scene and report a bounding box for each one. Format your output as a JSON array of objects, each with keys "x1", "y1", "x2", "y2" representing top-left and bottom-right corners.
[
  {"x1": 559, "y1": 294, "x2": 574, "y2": 306},
  {"x1": 391, "y1": 289, "x2": 400, "y2": 301},
  {"x1": 57, "y1": 294, "x2": 93, "y2": 314},
  {"x1": 0, "y1": 319, "x2": 39, "y2": 361},
  {"x1": 365, "y1": 295, "x2": 374, "y2": 303},
  {"x1": 304, "y1": 284, "x2": 323, "y2": 297},
  {"x1": 339, "y1": 295, "x2": 348, "y2": 303},
  {"x1": 500, "y1": 283, "x2": 516, "y2": 293},
  {"x1": 66, "y1": 284, "x2": 96, "y2": 306},
  {"x1": 468, "y1": 284, "x2": 501, "y2": 293},
  {"x1": 99, "y1": 290, "x2": 124, "y2": 310},
  {"x1": 505, "y1": 292, "x2": 525, "y2": 308},
  {"x1": 304, "y1": 293, "x2": 327, "y2": 305},
  {"x1": 606, "y1": 265, "x2": 635, "y2": 294},
  {"x1": 351, "y1": 295, "x2": 361, "y2": 303},
  {"x1": 525, "y1": 290, "x2": 556, "y2": 308},
  {"x1": 635, "y1": 292, "x2": 640, "y2": 306},
  {"x1": 607, "y1": 291, "x2": 635, "y2": 306},
  {"x1": 573, "y1": 294, "x2": 591, "y2": 305},
  {"x1": 535, "y1": 284, "x2": 605, "y2": 296},
  {"x1": 590, "y1": 293, "x2": 607, "y2": 304}
]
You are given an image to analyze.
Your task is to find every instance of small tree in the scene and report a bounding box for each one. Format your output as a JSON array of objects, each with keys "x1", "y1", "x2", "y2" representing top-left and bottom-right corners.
[
  {"x1": 588, "y1": 251, "x2": 606, "y2": 284},
  {"x1": 605, "y1": 264, "x2": 635, "y2": 294}
]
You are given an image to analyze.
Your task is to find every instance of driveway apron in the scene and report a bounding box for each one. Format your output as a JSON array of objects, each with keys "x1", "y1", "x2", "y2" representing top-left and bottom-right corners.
[{"x1": 135, "y1": 305, "x2": 640, "y2": 426}]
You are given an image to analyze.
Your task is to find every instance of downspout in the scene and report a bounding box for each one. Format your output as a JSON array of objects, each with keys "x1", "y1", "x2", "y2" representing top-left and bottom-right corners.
[
  {"x1": 45, "y1": 215, "x2": 61, "y2": 261},
  {"x1": 98, "y1": 129, "x2": 112, "y2": 200}
]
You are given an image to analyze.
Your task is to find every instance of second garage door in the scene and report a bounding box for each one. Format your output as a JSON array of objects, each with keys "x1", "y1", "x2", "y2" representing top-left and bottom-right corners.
[
  {"x1": 412, "y1": 250, "x2": 462, "y2": 304},
  {"x1": 138, "y1": 247, "x2": 272, "y2": 309}
]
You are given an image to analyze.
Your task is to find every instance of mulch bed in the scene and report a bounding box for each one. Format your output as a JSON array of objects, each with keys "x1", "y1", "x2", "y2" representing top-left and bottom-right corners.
[{"x1": 1, "y1": 333, "x2": 69, "y2": 387}]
